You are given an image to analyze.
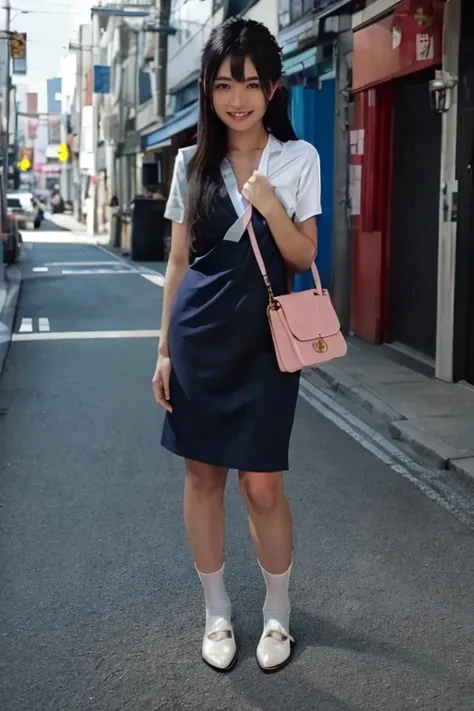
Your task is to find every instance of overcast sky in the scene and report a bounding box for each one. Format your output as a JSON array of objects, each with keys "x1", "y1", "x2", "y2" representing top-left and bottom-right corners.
[{"x1": 5, "y1": 0, "x2": 92, "y2": 110}]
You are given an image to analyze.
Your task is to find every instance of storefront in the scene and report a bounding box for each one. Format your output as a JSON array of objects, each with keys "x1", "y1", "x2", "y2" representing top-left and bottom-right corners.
[
  {"x1": 141, "y1": 100, "x2": 199, "y2": 196},
  {"x1": 350, "y1": 0, "x2": 445, "y2": 364}
]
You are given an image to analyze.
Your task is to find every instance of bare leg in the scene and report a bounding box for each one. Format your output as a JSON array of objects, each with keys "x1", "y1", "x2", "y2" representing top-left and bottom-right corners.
[
  {"x1": 185, "y1": 459, "x2": 236, "y2": 671},
  {"x1": 239, "y1": 470, "x2": 295, "y2": 671},
  {"x1": 238, "y1": 471, "x2": 293, "y2": 574},
  {"x1": 184, "y1": 458, "x2": 228, "y2": 573}
]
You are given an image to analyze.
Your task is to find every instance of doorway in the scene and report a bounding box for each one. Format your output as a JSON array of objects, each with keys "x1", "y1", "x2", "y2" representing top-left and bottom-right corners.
[{"x1": 388, "y1": 69, "x2": 442, "y2": 359}]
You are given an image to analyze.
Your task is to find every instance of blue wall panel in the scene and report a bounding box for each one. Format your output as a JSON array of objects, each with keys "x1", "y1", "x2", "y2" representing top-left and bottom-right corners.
[{"x1": 290, "y1": 79, "x2": 335, "y2": 291}]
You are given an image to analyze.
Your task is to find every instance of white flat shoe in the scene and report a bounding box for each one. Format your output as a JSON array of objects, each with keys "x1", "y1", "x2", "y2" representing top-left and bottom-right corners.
[
  {"x1": 202, "y1": 617, "x2": 237, "y2": 672},
  {"x1": 256, "y1": 619, "x2": 295, "y2": 673}
]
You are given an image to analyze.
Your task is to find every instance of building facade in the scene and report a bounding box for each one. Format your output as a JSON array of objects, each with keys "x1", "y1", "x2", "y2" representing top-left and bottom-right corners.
[{"x1": 349, "y1": 0, "x2": 466, "y2": 385}]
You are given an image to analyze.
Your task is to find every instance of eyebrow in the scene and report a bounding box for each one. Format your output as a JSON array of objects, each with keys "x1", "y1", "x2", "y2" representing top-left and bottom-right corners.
[{"x1": 214, "y1": 75, "x2": 260, "y2": 82}]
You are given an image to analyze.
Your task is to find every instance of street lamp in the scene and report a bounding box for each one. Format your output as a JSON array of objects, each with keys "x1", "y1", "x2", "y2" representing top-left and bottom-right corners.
[{"x1": 429, "y1": 72, "x2": 458, "y2": 114}]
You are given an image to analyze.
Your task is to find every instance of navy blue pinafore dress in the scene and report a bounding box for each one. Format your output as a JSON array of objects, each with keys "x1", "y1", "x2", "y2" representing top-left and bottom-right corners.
[{"x1": 161, "y1": 150, "x2": 301, "y2": 473}]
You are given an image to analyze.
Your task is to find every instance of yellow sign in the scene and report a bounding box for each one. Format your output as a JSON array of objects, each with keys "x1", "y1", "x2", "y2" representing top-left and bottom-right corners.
[
  {"x1": 10, "y1": 33, "x2": 26, "y2": 59},
  {"x1": 19, "y1": 158, "x2": 31, "y2": 172},
  {"x1": 57, "y1": 143, "x2": 69, "y2": 162}
]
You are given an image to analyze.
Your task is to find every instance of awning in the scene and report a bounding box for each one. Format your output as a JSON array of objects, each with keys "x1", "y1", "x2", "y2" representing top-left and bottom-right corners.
[
  {"x1": 283, "y1": 47, "x2": 318, "y2": 76},
  {"x1": 143, "y1": 101, "x2": 199, "y2": 150},
  {"x1": 282, "y1": 0, "x2": 355, "y2": 76},
  {"x1": 316, "y1": 0, "x2": 354, "y2": 20}
]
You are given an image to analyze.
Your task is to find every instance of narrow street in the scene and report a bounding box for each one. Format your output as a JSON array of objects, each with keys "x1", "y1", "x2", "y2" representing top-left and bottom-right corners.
[{"x1": 0, "y1": 228, "x2": 473, "y2": 711}]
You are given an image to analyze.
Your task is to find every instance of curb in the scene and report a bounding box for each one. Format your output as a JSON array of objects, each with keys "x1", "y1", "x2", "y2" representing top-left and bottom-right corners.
[
  {"x1": 307, "y1": 364, "x2": 474, "y2": 489},
  {"x1": 0, "y1": 265, "x2": 23, "y2": 378},
  {"x1": 311, "y1": 364, "x2": 403, "y2": 424},
  {"x1": 449, "y1": 458, "x2": 474, "y2": 492}
]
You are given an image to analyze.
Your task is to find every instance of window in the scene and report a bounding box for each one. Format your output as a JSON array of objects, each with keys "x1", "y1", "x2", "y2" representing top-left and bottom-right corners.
[
  {"x1": 279, "y1": 0, "x2": 315, "y2": 29},
  {"x1": 278, "y1": 0, "x2": 291, "y2": 29}
]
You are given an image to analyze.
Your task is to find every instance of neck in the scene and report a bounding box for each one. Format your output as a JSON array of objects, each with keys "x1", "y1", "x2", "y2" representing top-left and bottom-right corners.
[{"x1": 227, "y1": 122, "x2": 268, "y2": 153}]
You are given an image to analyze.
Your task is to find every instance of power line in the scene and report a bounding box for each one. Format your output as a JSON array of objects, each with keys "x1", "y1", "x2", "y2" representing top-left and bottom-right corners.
[{"x1": 8, "y1": 5, "x2": 92, "y2": 15}]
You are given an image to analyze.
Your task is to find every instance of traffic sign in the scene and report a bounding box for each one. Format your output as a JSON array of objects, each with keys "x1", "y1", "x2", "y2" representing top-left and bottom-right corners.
[
  {"x1": 57, "y1": 143, "x2": 69, "y2": 162},
  {"x1": 10, "y1": 33, "x2": 26, "y2": 59},
  {"x1": 19, "y1": 158, "x2": 31, "y2": 172},
  {"x1": 94, "y1": 65, "x2": 111, "y2": 94}
]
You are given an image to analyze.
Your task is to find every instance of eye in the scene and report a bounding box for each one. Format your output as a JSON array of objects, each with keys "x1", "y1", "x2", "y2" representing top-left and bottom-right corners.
[
  {"x1": 247, "y1": 82, "x2": 261, "y2": 90},
  {"x1": 214, "y1": 82, "x2": 230, "y2": 90}
]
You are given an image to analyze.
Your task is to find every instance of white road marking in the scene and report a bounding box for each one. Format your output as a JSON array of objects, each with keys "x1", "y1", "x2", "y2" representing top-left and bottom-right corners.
[
  {"x1": 299, "y1": 377, "x2": 474, "y2": 529},
  {"x1": 94, "y1": 243, "x2": 166, "y2": 281},
  {"x1": 12, "y1": 329, "x2": 161, "y2": 342},
  {"x1": 46, "y1": 261, "x2": 121, "y2": 266},
  {"x1": 60, "y1": 268, "x2": 133, "y2": 275},
  {"x1": 142, "y1": 273, "x2": 165, "y2": 287},
  {"x1": 18, "y1": 318, "x2": 33, "y2": 333},
  {"x1": 33, "y1": 267, "x2": 49, "y2": 273},
  {"x1": 38, "y1": 318, "x2": 50, "y2": 332}
]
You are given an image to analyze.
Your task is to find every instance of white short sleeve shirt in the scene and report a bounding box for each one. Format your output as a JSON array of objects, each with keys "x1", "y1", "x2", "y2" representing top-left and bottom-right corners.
[{"x1": 164, "y1": 134, "x2": 322, "y2": 225}]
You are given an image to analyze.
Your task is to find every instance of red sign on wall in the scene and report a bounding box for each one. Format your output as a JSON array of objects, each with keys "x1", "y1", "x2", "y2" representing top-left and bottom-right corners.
[
  {"x1": 353, "y1": 0, "x2": 445, "y2": 92},
  {"x1": 26, "y1": 92, "x2": 38, "y2": 140}
]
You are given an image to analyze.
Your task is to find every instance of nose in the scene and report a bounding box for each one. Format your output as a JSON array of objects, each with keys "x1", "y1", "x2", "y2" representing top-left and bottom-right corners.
[{"x1": 228, "y1": 84, "x2": 246, "y2": 109}]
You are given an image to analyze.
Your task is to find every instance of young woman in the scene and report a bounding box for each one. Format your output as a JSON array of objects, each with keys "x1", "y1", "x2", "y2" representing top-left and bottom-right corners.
[{"x1": 152, "y1": 17, "x2": 321, "y2": 673}]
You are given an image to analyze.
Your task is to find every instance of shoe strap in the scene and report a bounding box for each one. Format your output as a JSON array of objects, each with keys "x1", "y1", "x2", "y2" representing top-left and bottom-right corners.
[
  {"x1": 207, "y1": 628, "x2": 233, "y2": 642},
  {"x1": 262, "y1": 627, "x2": 295, "y2": 644}
]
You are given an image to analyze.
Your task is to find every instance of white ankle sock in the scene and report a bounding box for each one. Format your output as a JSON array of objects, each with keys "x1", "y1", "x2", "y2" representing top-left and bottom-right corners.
[
  {"x1": 258, "y1": 559, "x2": 292, "y2": 631},
  {"x1": 195, "y1": 562, "x2": 231, "y2": 625}
]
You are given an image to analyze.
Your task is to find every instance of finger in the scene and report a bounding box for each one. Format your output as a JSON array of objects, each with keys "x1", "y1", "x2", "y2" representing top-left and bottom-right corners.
[
  {"x1": 163, "y1": 375, "x2": 171, "y2": 403},
  {"x1": 152, "y1": 375, "x2": 170, "y2": 410},
  {"x1": 156, "y1": 385, "x2": 172, "y2": 412},
  {"x1": 152, "y1": 377, "x2": 162, "y2": 403},
  {"x1": 157, "y1": 373, "x2": 172, "y2": 412}
]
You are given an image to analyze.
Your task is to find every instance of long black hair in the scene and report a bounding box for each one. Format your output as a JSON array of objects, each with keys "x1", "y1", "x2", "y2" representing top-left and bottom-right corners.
[{"x1": 186, "y1": 17, "x2": 297, "y2": 243}]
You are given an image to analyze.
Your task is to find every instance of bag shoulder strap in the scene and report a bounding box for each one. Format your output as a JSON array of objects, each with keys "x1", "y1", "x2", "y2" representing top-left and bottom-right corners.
[{"x1": 245, "y1": 206, "x2": 323, "y2": 298}]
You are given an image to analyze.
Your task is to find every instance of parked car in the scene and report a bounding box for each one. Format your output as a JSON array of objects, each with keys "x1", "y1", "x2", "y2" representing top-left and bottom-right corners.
[
  {"x1": 2, "y1": 215, "x2": 21, "y2": 265},
  {"x1": 6, "y1": 191, "x2": 41, "y2": 230}
]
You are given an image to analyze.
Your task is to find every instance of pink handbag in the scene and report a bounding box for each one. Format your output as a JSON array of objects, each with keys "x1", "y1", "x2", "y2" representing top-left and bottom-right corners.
[{"x1": 247, "y1": 210, "x2": 347, "y2": 373}]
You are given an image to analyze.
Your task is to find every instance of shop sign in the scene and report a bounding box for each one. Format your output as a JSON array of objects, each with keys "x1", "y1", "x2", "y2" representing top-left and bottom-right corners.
[{"x1": 353, "y1": 0, "x2": 445, "y2": 92}]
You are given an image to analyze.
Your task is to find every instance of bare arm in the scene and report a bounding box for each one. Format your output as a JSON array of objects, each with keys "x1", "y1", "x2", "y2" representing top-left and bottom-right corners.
[
  {"x1": 158, "y1": 221, "x2": 190, "y2": 357},
  {"x1": 264, "y1": 203, "x2": 317, "y2": 273}
]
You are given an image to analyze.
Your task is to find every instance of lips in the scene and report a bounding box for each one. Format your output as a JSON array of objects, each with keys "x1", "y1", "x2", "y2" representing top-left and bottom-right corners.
[{"x1": 228, "y1": 111, "x2": 252, "y2": 121}]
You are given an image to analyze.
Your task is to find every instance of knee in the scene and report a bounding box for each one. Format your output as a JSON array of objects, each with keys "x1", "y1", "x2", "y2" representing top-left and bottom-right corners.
[
  {"x1": 239, "y1": 473, "x2": 281, "y2": 516},
  {"x1": 186, "y1": 460, "x2": 227, "y2": 497}
]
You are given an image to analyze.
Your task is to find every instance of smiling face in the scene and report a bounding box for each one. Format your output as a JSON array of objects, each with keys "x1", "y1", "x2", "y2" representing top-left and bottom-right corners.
[{"x1": 212, "y1": 56, "x2": 276, "y2": 133}]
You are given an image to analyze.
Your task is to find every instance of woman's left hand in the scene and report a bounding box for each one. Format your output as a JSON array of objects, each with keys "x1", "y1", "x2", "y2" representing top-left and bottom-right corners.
[{"x1": 242, "y1": 172, "x2": 278, "y2": 219}]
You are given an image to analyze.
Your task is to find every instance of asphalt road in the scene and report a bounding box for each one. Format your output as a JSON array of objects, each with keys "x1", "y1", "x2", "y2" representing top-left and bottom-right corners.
[{"x1": 0, "y1": 228, "x2": 473, "y2": 711}]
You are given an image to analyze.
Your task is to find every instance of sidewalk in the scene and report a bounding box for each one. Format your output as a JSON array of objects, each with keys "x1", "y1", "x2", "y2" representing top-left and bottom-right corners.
[
  {"x1": 48, "y1": 213, "x2": 110, "y2": 245},
  {"x1": 48, "y1": 213, "x2": 88, "y2": 233},
  {"x1": 304, "y1": 339, "x2": 474, "y2": 487}
]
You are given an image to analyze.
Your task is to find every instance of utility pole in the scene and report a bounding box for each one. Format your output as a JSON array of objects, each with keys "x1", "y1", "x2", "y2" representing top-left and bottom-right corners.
[
  {"x1": 76, "y1": 29, "x2": 84, "y2": 222},
  {"x1": 3, "y1": 0, "x2": 11, "y2": 187},
  {"x1": 156, "y1": 0, "x2": 171, "y2": 121}
]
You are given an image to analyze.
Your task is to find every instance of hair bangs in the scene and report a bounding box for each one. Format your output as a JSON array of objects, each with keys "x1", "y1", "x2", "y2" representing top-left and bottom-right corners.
[
  {"x1": 231, "y1": 50, "x2": 273, "y2": 96},
  {"x1": 229, "y1": 51, "x2": 246, "y2": 83}
]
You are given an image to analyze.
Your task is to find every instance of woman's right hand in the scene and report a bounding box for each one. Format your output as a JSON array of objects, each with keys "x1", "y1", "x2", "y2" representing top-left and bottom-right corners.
[{"x1": 152, "y1": 354, "x2": 172, "y2": 413}]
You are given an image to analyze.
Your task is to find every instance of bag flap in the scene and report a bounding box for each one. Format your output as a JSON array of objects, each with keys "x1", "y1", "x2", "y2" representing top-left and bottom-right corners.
[{"x1": 276, "y1": 290, "x2": 341, "y2": 341}]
